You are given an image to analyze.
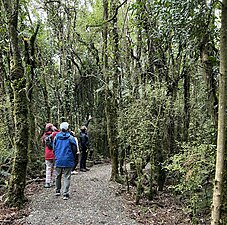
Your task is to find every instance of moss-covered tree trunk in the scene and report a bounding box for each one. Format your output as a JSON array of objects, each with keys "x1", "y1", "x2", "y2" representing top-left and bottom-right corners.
[
  {"x1": 3, "y1": 0, "x2": 29, "y2": 207},
  {"x1": 103, "y1": 0, "x2": 119, "y2": 181},
  {"x1": 102, "y1": 0, "x2": 110, "y2": 161},
  {"x1": 0, "y1": 51, "x2": 5, "y2": 118},
  {"x1": 24, "y1": 23, "x2": 40, "y2": 174},
  {"x1": 108, "y1": 0, "x2": 120, "y2": 181},
  {"x1": 211, "y1": 0, "x2": 227, "y2": 223}
]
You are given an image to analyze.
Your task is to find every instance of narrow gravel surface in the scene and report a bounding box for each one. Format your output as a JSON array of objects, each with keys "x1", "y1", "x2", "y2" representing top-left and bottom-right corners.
[{"x1": 24, "y1": 163, "x2": 139, "y2": 225}]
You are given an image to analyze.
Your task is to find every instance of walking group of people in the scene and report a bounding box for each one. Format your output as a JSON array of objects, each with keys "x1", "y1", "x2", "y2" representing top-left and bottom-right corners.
[{"x1": 42, "y1": 117, "x2": 92, "y2": 200}]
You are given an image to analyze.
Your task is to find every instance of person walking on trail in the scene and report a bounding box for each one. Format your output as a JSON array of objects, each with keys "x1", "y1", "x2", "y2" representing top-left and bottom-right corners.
[
  {"x1": 42, "y1": 123, "x2": 59, "y2": 188},
  {"x1": 53, "y1": 122, "x2": 78, "y2": 200},
  {"x1": 79, "y1": 115, "x2": 92, "y2": 172}
]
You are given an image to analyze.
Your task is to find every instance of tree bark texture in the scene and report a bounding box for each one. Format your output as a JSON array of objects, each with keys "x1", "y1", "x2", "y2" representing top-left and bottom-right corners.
[
  {"x1": 109, "y1": 0, "x2": 120, "y2": 181},
  {"x1": 3, "y1": 0, "x2": 29, "y2": 207},
  {"x1": 211, "y1": 0, "x2": 227, "y2": 224},
  {"x1": 24, "y1": 23, "x2": 40, "y2": 171},
  {"x1": 103, "y1": 0, "x2": 119, "y2": 181}
]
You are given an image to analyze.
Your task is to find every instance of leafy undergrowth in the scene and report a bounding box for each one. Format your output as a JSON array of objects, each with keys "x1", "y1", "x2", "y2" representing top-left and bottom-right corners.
[{"x1": 119, "y1": 186, "x2": 210, "y2": 225}]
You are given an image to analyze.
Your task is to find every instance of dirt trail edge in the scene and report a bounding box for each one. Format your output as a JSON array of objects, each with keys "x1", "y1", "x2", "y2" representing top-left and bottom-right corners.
[{"x1": 24, "y1": 163, "x2": 139, "y2": 225}]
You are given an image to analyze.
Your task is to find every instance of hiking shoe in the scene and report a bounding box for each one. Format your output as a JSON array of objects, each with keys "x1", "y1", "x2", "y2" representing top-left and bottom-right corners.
[
  {"x1": 44, "y1": 183, "x2": 51, "y2": 188},
  {"x1": 63, "y1": 194, "x2": 69, "y2": 200},
  {"x1": 55, "y1": 191, "x2": 61, "y2": 196},
  {"x1": 71, "y1": 170, "x2": 78, "y2": 175}
]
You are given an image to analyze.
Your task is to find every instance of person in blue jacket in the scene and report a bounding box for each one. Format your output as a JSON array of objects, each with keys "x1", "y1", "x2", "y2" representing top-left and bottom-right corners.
[{"x1": 53, "y1": 122, "x2": 78, "y2": 200}]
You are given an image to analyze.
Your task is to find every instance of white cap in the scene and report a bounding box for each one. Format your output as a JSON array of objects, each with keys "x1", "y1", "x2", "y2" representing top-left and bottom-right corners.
[{"x1": 60, "y1": 122, "x2": 69, "y2": 130}]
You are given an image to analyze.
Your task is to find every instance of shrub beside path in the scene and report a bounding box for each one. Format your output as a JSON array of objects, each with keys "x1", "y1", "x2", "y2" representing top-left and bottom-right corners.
[{"x1": 24, "y1": 163, "x2": 139, "y2": 225}]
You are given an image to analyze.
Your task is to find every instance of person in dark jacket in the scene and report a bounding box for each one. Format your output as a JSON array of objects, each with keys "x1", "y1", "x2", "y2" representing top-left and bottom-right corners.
[
  {"x1": 53, "y1": 122, "x2": 78, "y2": 200},
  {"x1": 79, "y1": 116, "x2": 92, "y2": 172},
  {"x1": 70, "y1": 131, "x2": 80, "y2": 175}
]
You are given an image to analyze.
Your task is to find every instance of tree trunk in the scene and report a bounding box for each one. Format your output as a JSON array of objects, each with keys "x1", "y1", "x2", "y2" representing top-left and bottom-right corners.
[
  {"x1": 211, "y1": 0, "x2": 227, "y2": 223},
  {"x1": 103, "y1": 0, "x2": 119, "y2": 181},
  {"x1": 108, "y1": 0, "x2": 120, "y2": 181},
  {"x1": 24, "y1": 23, "x2": 40, "y2": 173},
  {"x1": 183, "y1": 68, "x2": 190, "y2": 142},
  {"x1": 3, "y1": 0, "x2": 29, "y2": 207}
]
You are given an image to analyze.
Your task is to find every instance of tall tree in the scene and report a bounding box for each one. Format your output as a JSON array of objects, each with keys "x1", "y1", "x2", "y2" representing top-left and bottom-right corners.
[
  {"x1": 2, "y1": 0, "x2": 29, "y2": 207},
  {"x1": 103, "y1": 0, "x2": 118, "y2": 180},
  {"x1": 211, "y1": 0, "x2": 227, "y2": 224},
  {"x1": 106, "y1": 0, "x2": 121, "y2": 181},
  {"x1": 24, "y1": 22, "x2": 40, "y2": 173}
]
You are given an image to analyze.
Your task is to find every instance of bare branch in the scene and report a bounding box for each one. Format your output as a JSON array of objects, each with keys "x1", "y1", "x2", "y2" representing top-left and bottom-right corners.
[{"x1": 86, "y1": 0, "x2": 127, "y2": 28}]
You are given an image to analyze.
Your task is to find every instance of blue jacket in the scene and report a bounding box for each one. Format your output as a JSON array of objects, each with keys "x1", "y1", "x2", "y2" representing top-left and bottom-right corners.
[{"x1": 54, "y1": 131, "x2": 77, "y2": 168}]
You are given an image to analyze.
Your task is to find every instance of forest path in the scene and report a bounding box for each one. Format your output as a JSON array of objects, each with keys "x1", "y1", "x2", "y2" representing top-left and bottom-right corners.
[{"x1": 24, "y1": 163, "x2": 139, "y2": 225}]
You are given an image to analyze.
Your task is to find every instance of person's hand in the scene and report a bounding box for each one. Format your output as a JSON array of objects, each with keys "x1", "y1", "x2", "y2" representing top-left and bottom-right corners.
[
  {"x1": 88, "y1": 115, "x2": 92, "y2": 120},
  {"x1": 77, "y1": 151, "x2": 80, "y2": 154}
]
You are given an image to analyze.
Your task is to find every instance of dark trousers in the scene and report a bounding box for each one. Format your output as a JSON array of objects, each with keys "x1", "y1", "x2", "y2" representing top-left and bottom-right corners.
[{"x1": 80, "y1": 147, "x2": 88, "y2": 169}]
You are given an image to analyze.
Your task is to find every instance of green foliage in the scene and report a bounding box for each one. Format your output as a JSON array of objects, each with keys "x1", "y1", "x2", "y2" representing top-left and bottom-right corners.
[
  {"x1": 0, "y1": 0, "x2": 221, "y2": 218},
  {"x1": 0, "y1": 106, "x2": 15, "y2": 189},
  {"x1": 165, "y1": 143, "x2": 215, "y2": 220},
  {"x1": 118, "y1": 83, "x2": 173, "y2": 200}
]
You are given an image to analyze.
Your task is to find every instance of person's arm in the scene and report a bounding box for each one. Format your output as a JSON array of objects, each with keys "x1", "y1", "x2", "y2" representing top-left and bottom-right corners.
[
  {"x1": 53, "y1": 136, "x2": 56, "y2": 153},
  {"x1": 83, "y1": 115, "x2": 92, "y2": 128},
  {"x1": 69, "y1": 135, "x2": 78, "y2": 157},
  {"x1": 74, "y1": 136, "x2": 80, "y2": 154}
]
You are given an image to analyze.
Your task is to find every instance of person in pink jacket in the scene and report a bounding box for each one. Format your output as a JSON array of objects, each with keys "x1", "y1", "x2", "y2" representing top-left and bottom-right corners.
[{"x1": 42, "y1": 123, "x2": 59, "y2": 188}]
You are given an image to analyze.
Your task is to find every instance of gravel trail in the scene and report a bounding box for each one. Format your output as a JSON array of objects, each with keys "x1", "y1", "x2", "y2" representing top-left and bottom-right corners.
[{"x1": 24, "y1": 163, "x2": 139, "y2": 225}]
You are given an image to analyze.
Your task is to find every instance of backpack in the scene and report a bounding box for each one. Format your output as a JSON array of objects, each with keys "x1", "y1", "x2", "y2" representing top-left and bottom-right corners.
[{"x1": 44, "y1": 134, "x2": 53, "y2": 149}]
